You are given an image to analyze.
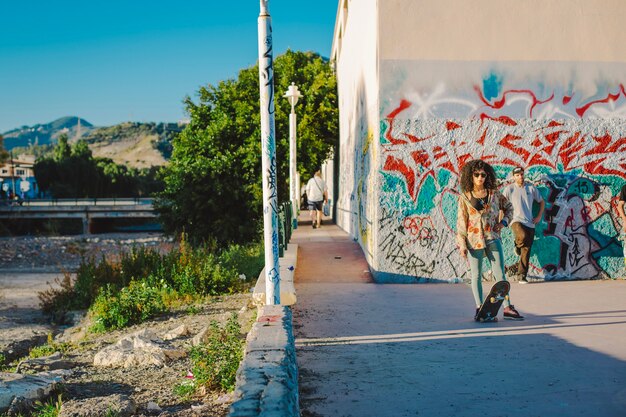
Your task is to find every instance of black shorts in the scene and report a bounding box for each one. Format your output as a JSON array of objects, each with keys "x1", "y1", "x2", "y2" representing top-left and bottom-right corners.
[{"x1": 308, "y1": 200, "x2": 323, "y2": 211}]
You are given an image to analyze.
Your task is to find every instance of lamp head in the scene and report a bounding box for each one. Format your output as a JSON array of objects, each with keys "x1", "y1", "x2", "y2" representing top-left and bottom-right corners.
[{"x1": 284, "y1": 82, "x2": 302, "y2": 107}]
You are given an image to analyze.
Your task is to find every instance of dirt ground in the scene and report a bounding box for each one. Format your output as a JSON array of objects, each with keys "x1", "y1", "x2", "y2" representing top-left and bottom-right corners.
[{"x1": 0, "y1": 234, "x2": 255, "y2": 416}]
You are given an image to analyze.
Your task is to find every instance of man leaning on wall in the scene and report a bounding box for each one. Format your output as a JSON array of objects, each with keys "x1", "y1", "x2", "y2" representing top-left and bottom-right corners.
[{"x1": 502, "y1": 167, "x2": 545, "y2": 284}]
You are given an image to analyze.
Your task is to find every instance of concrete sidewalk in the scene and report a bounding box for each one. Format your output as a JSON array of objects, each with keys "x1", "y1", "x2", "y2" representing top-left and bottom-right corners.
[{"x1": 292, "y1": 220, "x2": 626, "y2": 417}]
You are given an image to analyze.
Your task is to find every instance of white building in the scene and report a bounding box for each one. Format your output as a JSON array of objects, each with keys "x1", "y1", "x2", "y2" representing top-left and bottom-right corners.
[{"x1": 331, "y1": 0, "x2": 626, "y2": 281}]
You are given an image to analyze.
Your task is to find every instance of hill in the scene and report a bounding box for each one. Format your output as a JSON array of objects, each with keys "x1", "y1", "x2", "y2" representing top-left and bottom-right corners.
[
  {"x1": 2, "y1": 116, "x2": 93, "y2": 150},
  {"x1": 3, "y1": 118, "x2": 183, "y2": 168},
  {"x1": 82, "y1": 122, "x2": 179, "y2": 168}
]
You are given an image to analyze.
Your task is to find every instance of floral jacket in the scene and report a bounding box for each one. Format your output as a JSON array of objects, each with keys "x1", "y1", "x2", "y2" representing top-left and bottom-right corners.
[{"x1": 456, "y1": 189, "x2": 513, "y2": 251}]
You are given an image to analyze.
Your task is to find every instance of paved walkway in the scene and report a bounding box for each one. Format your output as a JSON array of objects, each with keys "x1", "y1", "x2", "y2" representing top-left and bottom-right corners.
[{"x1": 292, "y1": 219, "x2": 626, "y2": 417}]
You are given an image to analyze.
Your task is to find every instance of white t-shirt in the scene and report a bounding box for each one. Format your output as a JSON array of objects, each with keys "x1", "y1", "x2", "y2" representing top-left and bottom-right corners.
[
  {"x1": 502, "y1": 182, "x2": 543, "y2": 228},
  {"x1": 306, "y1": 176, "x2": 327, "y2": 202}
]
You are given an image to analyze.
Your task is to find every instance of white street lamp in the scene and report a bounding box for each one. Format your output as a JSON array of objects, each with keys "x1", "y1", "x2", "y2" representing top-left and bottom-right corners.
[{"x1": 284, "y1": 82, "x2": 302, "y2": 229}]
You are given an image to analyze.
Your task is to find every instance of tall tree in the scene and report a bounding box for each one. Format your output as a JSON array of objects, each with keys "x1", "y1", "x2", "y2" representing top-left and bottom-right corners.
[
  {"x1": 156, "y1": 50, "x2": 338, "y2": 246},
  {"x1": 54, "y1": 134, "x2": 71, "y2": 161}
]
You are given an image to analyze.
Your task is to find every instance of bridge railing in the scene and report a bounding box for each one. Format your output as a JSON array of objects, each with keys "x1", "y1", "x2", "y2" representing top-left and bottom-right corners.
[
  {"x1": 277, "y1": 201, "x2": 294, "y2": 258},
  {"x1": 18, "y1": 198, "x2": 154, "y2": 207}
]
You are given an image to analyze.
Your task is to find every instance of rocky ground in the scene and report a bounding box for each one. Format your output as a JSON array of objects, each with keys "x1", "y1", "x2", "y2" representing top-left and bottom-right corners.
[
  {"x1": 0, "y1": 233, "x2": 255, "y2": 416},
  {"x1": 0, "y1": 233, "x2": 176, "y2": 272}
]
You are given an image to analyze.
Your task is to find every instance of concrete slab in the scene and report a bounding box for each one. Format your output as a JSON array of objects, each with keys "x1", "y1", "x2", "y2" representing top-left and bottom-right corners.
[{"x1": 292, "y1": 221, "x2": 626, "y2": 417}]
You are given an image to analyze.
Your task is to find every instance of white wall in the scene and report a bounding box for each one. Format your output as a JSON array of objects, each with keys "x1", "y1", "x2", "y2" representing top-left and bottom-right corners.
[
  {"x1": 332, "y1": 0, "x2": 380, "y2": 266},
  {"x1": 380, "y1": 0, "x2": 626, "y2": 62}
]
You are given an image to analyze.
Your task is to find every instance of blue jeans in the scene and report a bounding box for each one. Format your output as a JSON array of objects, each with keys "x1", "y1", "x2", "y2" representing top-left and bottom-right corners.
[{"x1": 467, "y1": 239, "x2": 511, "y2": 308}]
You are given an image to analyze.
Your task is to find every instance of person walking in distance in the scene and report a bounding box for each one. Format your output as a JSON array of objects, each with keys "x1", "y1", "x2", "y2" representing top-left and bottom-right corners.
[
  {"x1": 305, "y1": 169, "x2": 327, "y2": 229},
  {"x1": 616, "y1": 183, "x2": 626, "y2": 266},
  {"x1": 456, "y1": 159, "x2": 524, "y2": 321},
  {"x1": 502, "y1": 167, "x2": 545, "y2": 284}
]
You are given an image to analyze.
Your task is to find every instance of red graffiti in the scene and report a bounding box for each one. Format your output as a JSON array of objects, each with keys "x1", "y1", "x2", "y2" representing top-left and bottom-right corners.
[
  {"x1": 381, "y1": 97, "x2": 626, "y2": 203},
  {"x1": 575, "y1": 85, "x2": 626, "y2": 117},
  {"x1": 385, "y1": 100, "x2": 412, "y2": 144},
  {"x1": 446, "y1": 121, "x2": 462, "y2": 131},
  {"x1": 384, "y1": 155, "x2": 416, "y2": 200},
  {"x1": 480, "y1": 113, "x2": 518, "y2": 126},
  {"x1": 473, "y1": 86, "x2": 555, "y2": 117}
]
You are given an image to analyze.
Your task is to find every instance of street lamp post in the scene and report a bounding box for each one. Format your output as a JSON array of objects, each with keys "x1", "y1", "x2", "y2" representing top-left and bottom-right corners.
[
  {"x1": 257, "y1": 0, "x2": 280, "y2": 305},
  {"x1": 284, "y1": 82, "x2": 302, "y2": 229}
]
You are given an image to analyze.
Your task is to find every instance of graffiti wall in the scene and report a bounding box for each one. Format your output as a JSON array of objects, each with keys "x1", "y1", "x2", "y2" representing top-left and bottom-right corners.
[
  {"x1": 336, "y1": 77, "x2": 377, "y2": 262},
  {"x1": 377, "y1": 61, "x2": 626, "y2": 282}
]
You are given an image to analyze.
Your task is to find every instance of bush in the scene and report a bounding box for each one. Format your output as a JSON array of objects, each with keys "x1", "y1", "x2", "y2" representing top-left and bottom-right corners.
[
  {"x1": 219, "y1": 243, "x2": 264, "y2": 282},
  {"x1": 90, "y1": 281, "x2": 169, "y2": 332},
  {"x1": 189, "y1": 313, "x2": 243, "y2": 392},
  {"x1": 39, "y1": 238, "x2": 261, "y2": 330}
]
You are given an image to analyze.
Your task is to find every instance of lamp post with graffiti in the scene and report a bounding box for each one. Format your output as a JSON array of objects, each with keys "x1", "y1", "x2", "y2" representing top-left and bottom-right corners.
[
  {"x1": 284, "y1": 82, "x2": 302, "y2": 229},
  {"x1": 257, "y1": 0, "x2": 280, "y2": 305}
]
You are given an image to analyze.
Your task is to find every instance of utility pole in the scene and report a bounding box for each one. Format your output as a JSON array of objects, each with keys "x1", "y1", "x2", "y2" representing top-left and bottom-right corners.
[
  {"x1": 257, "y1": 0, "x2": 280, "y2": 305},
  {"x1": 10, "y1": 150, "x2": 15, "y2": 197}
]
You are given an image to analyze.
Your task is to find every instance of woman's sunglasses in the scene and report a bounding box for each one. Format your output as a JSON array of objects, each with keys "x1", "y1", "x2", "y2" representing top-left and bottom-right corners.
[{"x1": 473, "y1": 172, "x2": 487, "y2": 178}]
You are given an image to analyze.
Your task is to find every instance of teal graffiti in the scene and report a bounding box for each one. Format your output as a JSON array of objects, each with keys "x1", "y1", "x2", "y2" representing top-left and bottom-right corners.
[{"x1": 482, "y1": 72, "x2": 503, "y2": 101}]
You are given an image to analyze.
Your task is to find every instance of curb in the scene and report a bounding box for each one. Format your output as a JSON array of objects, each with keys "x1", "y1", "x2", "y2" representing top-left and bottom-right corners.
[
  {"x1": 228, "y1": 305, "x2": 299, "y2": 417},
  {"x1": 252, "y1": 243, "x2": 298, "y2": 306}
]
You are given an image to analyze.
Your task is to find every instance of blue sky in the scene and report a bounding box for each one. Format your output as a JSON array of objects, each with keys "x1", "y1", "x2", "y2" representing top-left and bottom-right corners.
[{"x1": 0, "y1": 1, "x2": 338, "y2": 132}]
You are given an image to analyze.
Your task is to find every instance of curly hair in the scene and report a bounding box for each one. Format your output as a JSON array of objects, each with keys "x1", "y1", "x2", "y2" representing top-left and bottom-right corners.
[{"x1": 459, "y1": 159, "x2": 497, "y2": 192}]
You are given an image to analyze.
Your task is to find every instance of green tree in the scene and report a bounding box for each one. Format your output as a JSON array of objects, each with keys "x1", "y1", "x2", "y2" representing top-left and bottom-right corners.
[
  {"x1": 54, "y1": 134, "x2": 71, "y2": 161},
  {"x1": 156, "y1": 50, "x2": 338, "y2": 246},
  {"x1": 35, "y1": 136, "x2": 161, "y2": 198},
  {"x1": 71, "y1": 139, "x2": 92, "y2": 158}
]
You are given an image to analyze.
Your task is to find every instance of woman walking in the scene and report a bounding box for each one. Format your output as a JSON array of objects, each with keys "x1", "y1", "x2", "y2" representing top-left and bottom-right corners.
[{"x1": 456, "y1": 159, "x2": 524, "y2": 321}]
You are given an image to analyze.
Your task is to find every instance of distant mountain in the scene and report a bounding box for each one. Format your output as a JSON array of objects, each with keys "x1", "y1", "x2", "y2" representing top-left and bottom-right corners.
[
  {"x1": 2, "y1": 117, "x2": 185, "y2": 168},
  {"x1": 82, "y1": 122, "x2": 181, "y2": 168},
  {"x1": 2, "y1": 116, "x2": 94, "y2": 150}
]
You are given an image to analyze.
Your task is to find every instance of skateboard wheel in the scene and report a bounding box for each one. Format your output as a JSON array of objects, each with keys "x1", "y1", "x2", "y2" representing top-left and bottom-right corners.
[
  {"x1": 505, "y1": 295, "x2": 510, "y2": 301},
  {"x1": 490, "y1": 297, "x2": 496, "y2": 303}
]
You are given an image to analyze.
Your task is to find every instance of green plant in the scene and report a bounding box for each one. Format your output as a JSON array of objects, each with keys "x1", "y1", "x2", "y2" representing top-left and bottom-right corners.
[
  {"x1": 189, "y1": 313, "x2": 243, "y2": 392},
  {"x1": 173, "y1": 380, "x2": 196, "y2": 400},
  {"x1": 89, "y1": 281, "x2": 169, "y2": 332},
  {"x1": 186, "y1": 304, "x2": 201, "y2": 315},
  {"x1": 218, "y1": 243, "x2": 264, "y2": 282},
  {"x1": 33, "y1": 394, "x2": 63, "y2": 417},
  {"x1": 29, "y1": 334, "x2": 71, "y2": 359},
  {"x1": 39, "y1": 237, "x2": 261, "y2": 330}
]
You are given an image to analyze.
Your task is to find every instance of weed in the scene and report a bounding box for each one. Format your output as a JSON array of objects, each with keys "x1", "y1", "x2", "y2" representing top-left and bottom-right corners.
[
  {"x1": 173, "y1": 380, "x2": 196, "y2": 400},
  {"x1": 89, "y1": 281, "x2": 169, "y2": 331},
  {"x1": 33, "y1": 394, "x2": 63, "y2": 417},
  {"x1": 39, "y1": 237, "x2": 261, "y2": 331},
  {"x1": 29, "y1": 334, "x2": 71, "y2": 359},
  {"x1": 189, "y1": 313, "x2": 243, "y2": 392}
]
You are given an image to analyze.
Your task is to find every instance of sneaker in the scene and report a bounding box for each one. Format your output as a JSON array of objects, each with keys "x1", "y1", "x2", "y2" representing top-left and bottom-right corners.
[
  {"x1": 503, "y1": 305, "x2": 524, "y2": 320},
  {"x1": 514, "y1": 246, "x2": 521, "y2": 256},
  {"x1": 519, "y1": 276, "x2": 529, "y2": 284}
]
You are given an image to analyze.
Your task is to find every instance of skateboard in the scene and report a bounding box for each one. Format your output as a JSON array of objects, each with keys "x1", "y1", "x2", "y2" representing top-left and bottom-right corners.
[{"x1": 475, "y1": 280, "x2": 510, "y2": 322}]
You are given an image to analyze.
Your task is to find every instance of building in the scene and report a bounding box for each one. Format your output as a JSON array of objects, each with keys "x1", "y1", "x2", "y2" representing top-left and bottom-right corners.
[
  {"x1": 331, "y1": 0, "x2": 626, "y2": 281},
  {"x1": 0, "y1": 154, "x2": 39, "y2": 199}
]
